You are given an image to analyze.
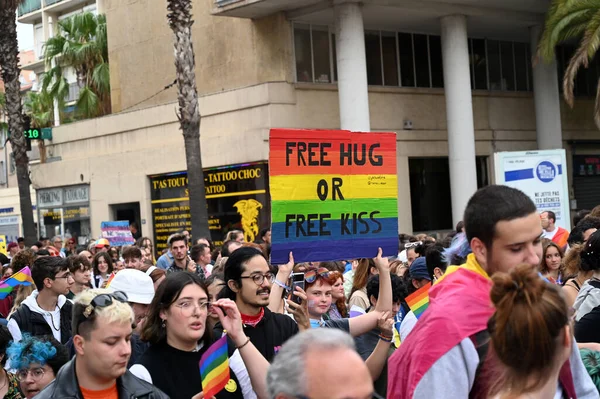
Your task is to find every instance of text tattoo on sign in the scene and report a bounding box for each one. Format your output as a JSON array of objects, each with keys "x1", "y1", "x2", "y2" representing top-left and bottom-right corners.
[{"x1": 269, "y1": 129, "x2": 399, "y2": 264}]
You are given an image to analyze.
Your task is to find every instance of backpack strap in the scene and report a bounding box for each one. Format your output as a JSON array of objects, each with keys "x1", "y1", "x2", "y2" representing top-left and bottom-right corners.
[{"x1": 559, "y1": 360, "x2": 576, "y2": 399}]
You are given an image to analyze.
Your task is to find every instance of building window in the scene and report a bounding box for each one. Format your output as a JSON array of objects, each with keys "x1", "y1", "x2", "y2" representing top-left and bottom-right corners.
[
  {"x1": 365, "y1": 31, "x2": 383, "y2": 86},
  {"x1": 292, "y1": 24, "x2": 533, "y2": 92}
]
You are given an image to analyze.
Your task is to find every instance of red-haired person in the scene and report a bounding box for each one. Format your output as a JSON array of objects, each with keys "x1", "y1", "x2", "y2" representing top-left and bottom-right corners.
[{"x1": 326, "y1": 271, "x2": 347, "y2": 320}]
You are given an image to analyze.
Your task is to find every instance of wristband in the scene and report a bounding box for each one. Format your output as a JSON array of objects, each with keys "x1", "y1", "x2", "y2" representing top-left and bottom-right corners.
[
  {"x1": 236, "y1": 337, "x2": 251, "y2": 350},
  {"x1": 378, "y1": 334, "x2": 393, "y2": 343},
  {"x1": 274, "y1": 279, "x2": 291, "y2": 291}
]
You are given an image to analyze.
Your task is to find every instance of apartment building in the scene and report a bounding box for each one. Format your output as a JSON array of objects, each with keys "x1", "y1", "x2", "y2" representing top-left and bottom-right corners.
[{"x1": 1, "y1": 0, "x2": 598, "y2": 248}]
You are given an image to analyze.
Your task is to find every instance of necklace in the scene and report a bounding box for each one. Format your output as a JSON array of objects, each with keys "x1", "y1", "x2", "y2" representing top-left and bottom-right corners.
[{"x1": 48, "y1": 305, "x2": 60, "y2": 331}]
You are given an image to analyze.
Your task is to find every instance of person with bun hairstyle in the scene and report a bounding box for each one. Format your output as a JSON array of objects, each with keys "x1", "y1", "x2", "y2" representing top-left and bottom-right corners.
[
  {"x1": 488, "y1": 264, "x2": 573, "y2": 398},
  {"x1": 388, "y1": 185, "x2": 597, "y2": 399},
  {"x1": 573, "y1": 231, "x2": 600, "y2": 344}
]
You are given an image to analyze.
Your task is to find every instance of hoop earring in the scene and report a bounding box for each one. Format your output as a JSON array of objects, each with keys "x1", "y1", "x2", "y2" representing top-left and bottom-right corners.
[{"x1": 161, "y1": 319, "x2": 166, "y2": 328}]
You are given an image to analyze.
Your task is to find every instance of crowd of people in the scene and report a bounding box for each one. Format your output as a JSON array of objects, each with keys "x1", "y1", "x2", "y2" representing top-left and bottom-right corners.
[{"x1": 0, "y1": 187, "x2": 598, "y2": 398}]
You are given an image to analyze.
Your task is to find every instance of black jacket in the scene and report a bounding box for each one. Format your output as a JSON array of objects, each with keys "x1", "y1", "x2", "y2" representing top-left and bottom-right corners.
[
  {"x1": 34, "y1": 357, "x2": 169, "y2": 399},
  {"x1": 11, "y1": 300, "x2": 73, "y2": 344}
]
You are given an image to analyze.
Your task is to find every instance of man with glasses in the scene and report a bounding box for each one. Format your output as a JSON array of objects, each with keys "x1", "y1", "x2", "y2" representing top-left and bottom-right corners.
[
  {"x1": 219, "y1": 246, "x2": 299, "y2": 362},
  {"x1": 35, "y1": 289, "x2": 168, "y2": 399},
  {"x1": 8, "y1": 257, "x2": 74, "y2": 343},
  {"x1": 51, "y1": 236, "x2": 65, "y2": 258},
  {"x1": 267, "y1": 328, "x2": 380, "y2": 399}
]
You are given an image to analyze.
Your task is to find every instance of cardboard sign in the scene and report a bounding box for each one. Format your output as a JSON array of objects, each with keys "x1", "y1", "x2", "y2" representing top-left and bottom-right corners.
[
  {"x1": 100, "y1": 221, "x2": 136, "y2": 247},
  {"x1": 269, "y1": 129, "x2": 399, "y2": 264}
]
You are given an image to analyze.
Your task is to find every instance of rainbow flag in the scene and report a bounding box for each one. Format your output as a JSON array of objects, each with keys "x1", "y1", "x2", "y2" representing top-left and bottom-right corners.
[
  {"x1": 269, "y1": 129, "x2": 398, "y2": 264},
  {"x1": 0, "y1": 267, "x2": 34, "y2": 299},
  {"x1": 405, "y1": 282, "x2": 431, "y2": 319},
  {"x1": 104, "y1": 272, "x2": 116, "y2": 288},
  {"x1": 199, "y1": 335, "x2": 230, "y2": 398}
]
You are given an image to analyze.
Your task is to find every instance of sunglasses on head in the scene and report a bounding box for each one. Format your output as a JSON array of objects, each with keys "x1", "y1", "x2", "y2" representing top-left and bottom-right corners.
[
  {"x1": 304, "y1": 267, "x2": 330, "y2": 283},
  {"x1": 404, "y1": 241, "x2": 423, "y2": 249},
  {"x1": 82, "y1": 291, "x2": 128, "y2": 319}
]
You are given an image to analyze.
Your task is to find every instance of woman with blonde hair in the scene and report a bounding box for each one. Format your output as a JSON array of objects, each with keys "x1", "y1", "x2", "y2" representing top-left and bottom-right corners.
[{"x1": 348, "y1": 258, "x2": 378, "y2": 314}]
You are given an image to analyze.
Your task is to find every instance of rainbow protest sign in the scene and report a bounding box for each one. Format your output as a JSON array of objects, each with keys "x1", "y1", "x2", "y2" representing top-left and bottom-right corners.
[{"x1": 270, "y1": 129, "x2": 398, "y2": 264}]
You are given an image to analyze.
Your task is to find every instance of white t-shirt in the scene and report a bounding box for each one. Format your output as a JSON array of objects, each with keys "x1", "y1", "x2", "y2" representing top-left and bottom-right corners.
[{"x1": 543, "y1": 226, "x2": 559, "y2": 240}]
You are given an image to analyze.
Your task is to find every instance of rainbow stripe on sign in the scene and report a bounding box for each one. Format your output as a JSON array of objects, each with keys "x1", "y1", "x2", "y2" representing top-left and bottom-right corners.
[
  {"x1": 199, "y1": 335, "x2": 230, "y2": 398},
  {"x1": 269, "y1": 129, "x2": 398, "y2": 264},
  {"x1": 405, "y1": 282, "x2": 431, "y2": 319},
  {"x1": 0, "y1": 266, "x2": 34, "y2": 299}
]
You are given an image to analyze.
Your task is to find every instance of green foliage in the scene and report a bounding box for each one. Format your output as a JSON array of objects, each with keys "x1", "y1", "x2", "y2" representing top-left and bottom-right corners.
[
  {"x1": 539, "y1": 0, "x2": 600, "y2": 126},
  {"x1": 32, "y1": 11, "x2": 110, "y2": 123}
]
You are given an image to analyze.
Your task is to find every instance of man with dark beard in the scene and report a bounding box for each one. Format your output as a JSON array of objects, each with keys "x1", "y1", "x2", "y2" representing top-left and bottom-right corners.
[{"x1": 217, "y1": 247, "x2": 298, "y2": 362}]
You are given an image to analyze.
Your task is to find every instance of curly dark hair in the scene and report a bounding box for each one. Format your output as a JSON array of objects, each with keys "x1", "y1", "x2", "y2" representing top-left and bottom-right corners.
[
  {"x1": 366, "y1": 274, "x2": 408, "y2": 306},
  {"x1": 10, "y1": 249, "x2": 35, "y2": 273}
]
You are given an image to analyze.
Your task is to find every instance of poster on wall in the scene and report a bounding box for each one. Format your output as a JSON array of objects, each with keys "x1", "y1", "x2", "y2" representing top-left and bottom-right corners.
[
  {"x1": 494, "y1": 149, "x2": 571, "y2": 231},
  {"x1": 149, "y1": 162, "x2": 270, "y2": 257},
  {"x1": 269, "y1": 129, "x2": 399, "y2": 264}
]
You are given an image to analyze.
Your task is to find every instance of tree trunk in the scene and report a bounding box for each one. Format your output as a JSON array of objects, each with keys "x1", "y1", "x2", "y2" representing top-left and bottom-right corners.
[
  {"x1": 167, "y1": 0, "x2": 210, "y2": 239},
  {"x1": 0, "y1": 3, "x2": 37, "y2": 245}
]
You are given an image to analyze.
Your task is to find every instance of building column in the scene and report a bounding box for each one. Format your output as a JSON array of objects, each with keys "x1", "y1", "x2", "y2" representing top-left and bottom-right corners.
[
  {"x1": 530, "y1": 25, "x2": 563, "y2": 150},
  {"x1": 334, "y1": 2, "x2": 370, "y2": 131},
  {"x1": 440, "y1": 15, "x2": 478, "y2": 225}
]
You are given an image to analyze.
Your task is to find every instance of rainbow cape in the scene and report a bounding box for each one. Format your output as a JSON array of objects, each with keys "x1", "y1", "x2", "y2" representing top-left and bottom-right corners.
[
  {"x1": 405, "y1": 282, "x2": 431, "y2": 319},
  {"x1": 199, "y1": 335, "x2": 230, "y2": 398},
  {"x1": 0, "y1": 267, "x2": 34, "y2": 299}
]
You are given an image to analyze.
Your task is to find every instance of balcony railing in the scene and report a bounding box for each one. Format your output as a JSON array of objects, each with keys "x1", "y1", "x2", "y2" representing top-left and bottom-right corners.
[
  {"x1": 17, "y1": 0, "x2": 42, "y2": 16},
  {"x1": 45, "y1": 0, "x2": 65, "y2": 6}
]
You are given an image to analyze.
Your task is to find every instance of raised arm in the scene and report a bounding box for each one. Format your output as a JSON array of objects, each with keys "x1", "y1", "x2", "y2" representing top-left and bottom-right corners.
[
  {"x1": 364, "y1": 311, "x2": 394, "y2": 380},
  {"x1": 213, "y1": 299, "x2": 270, "y2": 399},
  {"x1": 268, "y1": 252, "x2": 294, "y2": 313},
  {"x1": 348, "y1": 248, "x2": 392, "y2": 337}
]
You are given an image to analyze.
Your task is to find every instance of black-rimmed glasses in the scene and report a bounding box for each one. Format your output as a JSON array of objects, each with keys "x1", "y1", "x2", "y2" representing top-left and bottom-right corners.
[{"x1": 240, "y1": 272, "x2": 275, "y2": 286}]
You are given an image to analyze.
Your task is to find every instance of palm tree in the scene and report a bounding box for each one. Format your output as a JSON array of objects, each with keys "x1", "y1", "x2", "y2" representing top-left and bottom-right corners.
[
  {"x1": 538, "y1": 0, "x2": 600, "y2": 126},
  {"x1": 43, "y1": 12, "x2": 110, "y2": 119},
  {"x1": 0, "y1": 1, "x2": 37, "y2": 244},
  {"x1": 166, "y1": 0, "x2": 210, "y2": 239}
]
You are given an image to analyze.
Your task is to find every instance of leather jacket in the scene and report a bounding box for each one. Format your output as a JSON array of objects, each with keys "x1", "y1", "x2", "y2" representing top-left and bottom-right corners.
[{"x1": 34, "y1": 357, "x2": 169, "y2": 399}]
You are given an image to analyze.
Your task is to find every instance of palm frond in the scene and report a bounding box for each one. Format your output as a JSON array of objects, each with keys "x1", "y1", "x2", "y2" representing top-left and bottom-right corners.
[
  {"x1": 91, "y1": 62, "x2": 110, "y2": 95},
  {"x1": 75, "y1": 86, "x2": 100, "y2": 119}
]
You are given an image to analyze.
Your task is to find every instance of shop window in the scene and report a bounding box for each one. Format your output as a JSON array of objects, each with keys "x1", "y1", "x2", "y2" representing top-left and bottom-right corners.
[
  {"x1": 294, "y1": 24, "x2": 313, "y2": 83},
  {"x1": 312, "y1": 25, "x2": 331, "y2": 83},
  {"x1": 410, "y1": 156, "x2": 489, "y2": 232},
  {"x1": 398, "y1": 33, "x2": 415, "y2": 87},
  {"x1": 382, "y1": 31, "x2": 399, "y2": 86},
  {"x1": 413, "y1": 34, "x2": 431, "y2": 88},
  {"x1": 429, "y1": 35, "x2": 444, "y2": 88},
  {"x1": 365, "y1": 31, "x2": 383, "y2": 86}
]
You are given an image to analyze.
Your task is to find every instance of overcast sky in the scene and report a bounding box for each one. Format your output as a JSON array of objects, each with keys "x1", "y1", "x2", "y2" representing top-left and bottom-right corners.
[{"x1": 17, "y1": 19, "x2": 34, "y2": 51}]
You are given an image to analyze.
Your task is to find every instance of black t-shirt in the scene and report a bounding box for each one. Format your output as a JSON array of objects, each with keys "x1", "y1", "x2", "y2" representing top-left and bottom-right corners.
[
  {"x1": 137, "y1": 340, "x2": 244, "y2": 399},
  {"x1": 214, "y1": 307, "x2": 299, "y2": 362},
  {"x1": 575, "y1": 280, "x2": 600, "y2": 343}
]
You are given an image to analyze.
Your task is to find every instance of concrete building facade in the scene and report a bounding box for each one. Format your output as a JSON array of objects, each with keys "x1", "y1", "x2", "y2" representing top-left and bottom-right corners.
[{"x1": 4, "y1": 0, "x2": 600, "y2": 244}]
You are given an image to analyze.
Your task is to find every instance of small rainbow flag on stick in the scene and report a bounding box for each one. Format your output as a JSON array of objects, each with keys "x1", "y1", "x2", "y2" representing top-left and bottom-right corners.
[
  {"x1": 0, "y1": 267, "x2": 34, "y2": 299},
  {"x1": 199, "y1": 335, "x2": 230, "y2": 398},
  {"x1": 405, "y1": 282, "x2": 431, "y2": 320}
]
